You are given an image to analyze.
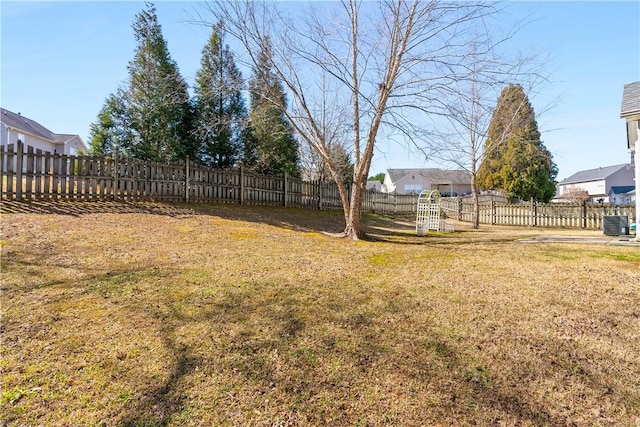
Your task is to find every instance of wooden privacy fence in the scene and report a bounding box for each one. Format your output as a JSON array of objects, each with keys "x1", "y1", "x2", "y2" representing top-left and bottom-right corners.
[
  {"x1": 2, "y1": 142, "x2": 635, "y2": 229},
  {"x1": 440, "y1": 197, "x2": 637, "y2": 230},
  {"x1": 0, "y1": 142, "x2": 415, "y2": 214}
]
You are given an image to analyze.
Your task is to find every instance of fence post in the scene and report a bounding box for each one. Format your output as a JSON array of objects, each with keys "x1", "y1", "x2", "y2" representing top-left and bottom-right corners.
[
  {"x1": 6, "y1": 144, "x2": 15, "y2": 199},
  {"x1": 457, "y1": 197, "x2": 462, "y2": 221},
  {"x1": 26, "y1": 145, "x2": 35, "y2": 199},
  {"x1": 283, "y1": 172, "x2": 288, "y2": 207},
  {"x1": 531, "y1": 199, "x2": 537, "y2": 227},
  {"x1": 582, "y1": 200, "x2": 587, "y2": 229},
  {"x1": 239, "y1": 165, "x2": 244, "y2": 205},
  {"x1": 112, "y1": 147, "x2": 118, "y2": 200},
  {"x1": 0, "y1": 145, "x2": 5, "y2": 198},
  {"x1": 489, "y1": 200, "x2": 494, "y2": 225},
  {"x1": 372, "y1": 190, "x2": 376, "y2": 213},
  {"x1": 15, "y1": 140, "x2": 24, "y2": 201},
  {"x1": 185, "y1": 155, "x2": 190, "y2": 203}
]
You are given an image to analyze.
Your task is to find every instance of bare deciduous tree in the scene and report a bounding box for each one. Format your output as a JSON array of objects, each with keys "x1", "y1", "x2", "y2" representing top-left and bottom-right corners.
[
  {"x1": 562, "y1": 187, "x2": 590, "y2": 203},
  {"x1": 200, "y1": 0, "x2": 500, "y2": 239},
  {"x1": 424, "y1": 23, "x2": 549, "y2": 228}
]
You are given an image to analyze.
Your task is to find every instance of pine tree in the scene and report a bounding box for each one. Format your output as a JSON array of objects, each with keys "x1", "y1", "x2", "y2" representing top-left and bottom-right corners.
[
  {"x1": 477, "y1": 84, "x2": 557, "y2": 202},
  {"x1": 245, "y1": 37, "x2": 300, "y2": 177},
  {"x1": 89, "y1": 3, "x2": 194, "y2": 162},
  {"x1": 127, "y1": 3, "x2": 194, "y2": 162},
  {"x1": 88, "y1": 89, "x2": 130, "y2": 156},
  {"x1": 193, "y1": 24, "x2": 247, "y2": 168},
  {"x1": 322, "y1": 145, "x2": 354, "y2": 184}
]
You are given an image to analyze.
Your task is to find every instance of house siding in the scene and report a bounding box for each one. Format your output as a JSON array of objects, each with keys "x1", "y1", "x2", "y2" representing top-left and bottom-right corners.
[
  {"x1": 395, "y1": 174, "x2": 431, "y2": 194},
  {"x1": 558, "y1": 180, "x2": 605, "y2": 201},
  {"x1": 557, "y1": 166, "x2": 634, "y2": 203},
  {"x1": 55, "y1": 136, "x2": 85, "y2": 155},
  {"x1": 606, "y1": 167, "x2": 635, "y2": 195},
  {"x1": 1, "y1": 108, "x2": 86, "y2": 155},
  {"x1": 382, "y1": 168, "x2": 472, "y2": 195},
  {"x1": 2, "y1": 124, "x2": 57, "y2": 154}
]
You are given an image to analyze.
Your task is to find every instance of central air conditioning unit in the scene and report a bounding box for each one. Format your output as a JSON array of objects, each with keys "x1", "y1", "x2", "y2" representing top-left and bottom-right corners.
[{"x1": 603, "y1": 215, "x2": 629, "y2": 236}]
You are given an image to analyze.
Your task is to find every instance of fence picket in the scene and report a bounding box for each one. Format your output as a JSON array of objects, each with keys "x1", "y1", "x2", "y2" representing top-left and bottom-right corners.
[{"x1": 25, "y1": 146, "x2": 35, "y2": 199}]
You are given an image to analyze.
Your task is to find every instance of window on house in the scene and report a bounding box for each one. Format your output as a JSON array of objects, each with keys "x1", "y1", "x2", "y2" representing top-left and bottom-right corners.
[{"x1": 405, "y1": 184, "x2": 422, "y2": 194}]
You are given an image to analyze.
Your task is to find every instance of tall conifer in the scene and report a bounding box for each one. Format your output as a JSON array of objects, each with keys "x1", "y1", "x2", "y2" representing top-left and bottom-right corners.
[
  {"x1": 127, "y1": 3, "x2": 194, "y2": 162},
  {"x1": 477, "y1": 84, "x2": 557, "y2": 202},
  {"x1": 245, "y1": 37, "x2": 300, "y2": 177},
  {"x1": 193, "y1": 24, "x2": 246, "y2": 168},
  {"x1": 89, "y1": 3, "x2": 194, "y2": 162},
  {"x1": 88, "y1": 89, "x2": 131, "y2": 155}
]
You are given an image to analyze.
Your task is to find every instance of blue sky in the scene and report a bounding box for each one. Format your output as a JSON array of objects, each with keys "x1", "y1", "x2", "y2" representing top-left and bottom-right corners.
[{"x1": 1, "y1": 1, "x2": 638, "y2": 180}]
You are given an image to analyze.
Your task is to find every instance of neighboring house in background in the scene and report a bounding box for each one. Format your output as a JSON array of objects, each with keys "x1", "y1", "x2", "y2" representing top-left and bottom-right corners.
[
  {"x1": 625, "y1": 189, "x2": 636, "y2": 203},
  {"x1": 608, "y1": 185, "x2": 636, "y2": 205},
  {"x1": 620, "y1": 81, "x2": 639, "y2": 236},
  {"x1": 1, "y1": 108, "x2": 86, "y2": 155},
  {"x1": 366, "y1": 180, "x2": 382, "y2": 192},
  {"x1": 382, "y1": 168, "x2": 472, "y2": 195},
  {"x1": 621, "y1": 81, "x2": 640, "y2": 167},
  {"x1": 556, "y1": 164, "x2": 634, "y2": 203}
]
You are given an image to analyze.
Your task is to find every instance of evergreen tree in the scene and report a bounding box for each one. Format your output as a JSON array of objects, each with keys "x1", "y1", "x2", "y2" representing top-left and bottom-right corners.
[
  {"x1": 322, "y1": 145, "x2": 354, "y2": 184},
  {"x1": 126, "y1": 3, "x2": 194, "y2": 163},
  {"x1": 477, "y1": 84, "x2": 557, "y2": 202},
  {"x1": 88, "y1": 89, "x2": 130, "y2": 156},
  {"x1": 245, "y1": 37, "x2": 300, "y2": 177},
  {"x1": 368, "y1": 172, "x2": 386, "y2": 183},
  {"x1": 89, "y1": 3, "x2": 195, "y2": 162},
  {"x1": 193, "y1": 24, "x2": 247, "y2": 168}
]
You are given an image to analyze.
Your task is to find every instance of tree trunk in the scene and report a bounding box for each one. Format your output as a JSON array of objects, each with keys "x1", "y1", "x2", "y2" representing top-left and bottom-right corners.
[
  {"x1": 471, "y1": 174, "x2": 480, "y2": 229},
  {"x1": 344, "y1": 178, "x2": 367, "y2": 240},
  {"x1": 331, "y1": 176, "x2": 367, "y2": 240}
]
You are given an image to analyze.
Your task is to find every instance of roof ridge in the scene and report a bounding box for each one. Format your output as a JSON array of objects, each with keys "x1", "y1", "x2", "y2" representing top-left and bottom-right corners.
[
  {"x1": 1, "y1": 107, "x2": 57, "y2": 141},
  {"x1": 560, "y1": 163, "x2": 631, "y2": 184},
  {"x1": 621, "y1": 81, "x2": 640, "y2": 117}
]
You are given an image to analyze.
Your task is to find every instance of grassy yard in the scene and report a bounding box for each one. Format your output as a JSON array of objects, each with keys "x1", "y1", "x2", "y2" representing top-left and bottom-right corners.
[{"x1": 1, "y1": 201, "x2": 639, "y2": 426}]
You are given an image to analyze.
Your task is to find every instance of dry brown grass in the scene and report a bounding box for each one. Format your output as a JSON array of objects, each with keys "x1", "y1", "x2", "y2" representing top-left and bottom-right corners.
[{"x1": 1, "y1": 201, "x2": 639, "y2": 426}]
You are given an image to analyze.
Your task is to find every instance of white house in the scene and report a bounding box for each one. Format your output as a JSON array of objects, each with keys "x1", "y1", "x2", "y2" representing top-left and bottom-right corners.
[
  {"x1": 608, "y1": 186, "x2": 635, "y2": 205},
  {"x1": 1, "y1": 108, "x2": 86, "y2": 155},
  {"x1": 366, "y1": 180, "x2": 382, "y2": 192},
  {"x1": 556, "y1": 164, "x2": 634, "y2": 203},
  {"x1": 620, "y1": 81, "x2": 640, "y2": 236},
  {"x1": 382, "y1": 168, "x2": 472, "y2": 195}
]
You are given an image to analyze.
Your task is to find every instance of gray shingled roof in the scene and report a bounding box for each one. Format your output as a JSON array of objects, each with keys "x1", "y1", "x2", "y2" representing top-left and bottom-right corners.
[
  {"x1": 1, "y1": 108, "x2": 85, "y2": 150},
  {"x1": 559, "y1": 164, "x2": 630, "y2": 185},
  {"x1": 621, "y1": 81, "x2": 640, "y2": 118},
  {"x1": 53, "y1": 134, "x2": 80, "y2": 143},
  {"x1": 1, "y1": 108, "x2": 58, "y2": 141},
  {"x1": 387, "y1": 168, "x2": 471, "y2": 184},
  {"x1": 610, "y1": 185, "x2": 635, "y2": 195}
]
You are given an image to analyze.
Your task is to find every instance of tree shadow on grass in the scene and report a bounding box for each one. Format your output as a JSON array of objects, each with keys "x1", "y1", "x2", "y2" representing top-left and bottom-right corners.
[
  {"x1": 1, "y1": 199, "x2": 499, "y2": 244},
  {"x1": 4, "y1": 245, "x2": 635, "y2": 425},
  {"x1": 0, "y1": 199, "x2": 200, "y2": 218},
  {"x1": 135, "y1": 280, "x2": 584, "y2": 425},
  {"x1": 212, "y1": 280, "x2": 638, "y2": 424},
  {"x1": 0, "y1": 199, "x2": 347, "y2": 234},
  {"x1": 0, "y1": 256, "x2": 199, "y2": 427},
  {"x1": 118, "y1": 335, "x2": 198, "y2": 427},
  {"x1": 363, "y1": 217, "x2": 517, "y2": 246}
]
